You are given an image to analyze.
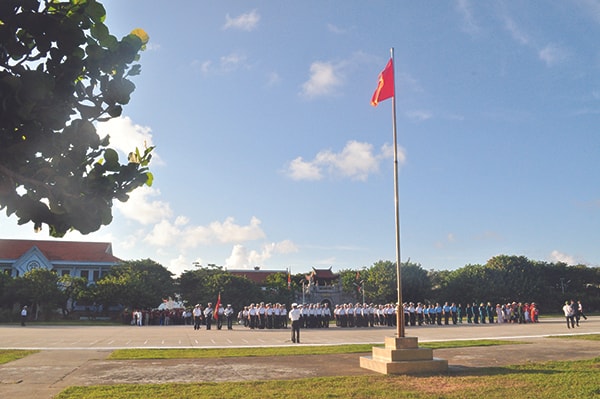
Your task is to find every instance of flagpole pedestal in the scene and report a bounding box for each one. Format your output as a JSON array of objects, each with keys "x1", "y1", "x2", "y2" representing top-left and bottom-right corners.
[{"x1": 359, "y1": 336, "x2": 448, "y2": 375}]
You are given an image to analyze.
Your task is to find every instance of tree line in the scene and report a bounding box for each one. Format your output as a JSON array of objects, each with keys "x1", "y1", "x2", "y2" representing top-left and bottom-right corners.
[{"x1": 1, "y1": 255, "x2": 597, "y2": 322}]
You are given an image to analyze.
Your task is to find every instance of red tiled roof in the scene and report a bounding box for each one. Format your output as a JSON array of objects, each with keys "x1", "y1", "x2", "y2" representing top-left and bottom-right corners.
[{"x1": 0, "y1": 239, "x2": 121, "y2": 263}]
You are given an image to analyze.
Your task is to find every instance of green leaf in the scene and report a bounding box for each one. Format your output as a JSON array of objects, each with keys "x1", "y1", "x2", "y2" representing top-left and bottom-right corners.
[
  {"x1": 145, "y1": 172, "x2": 154, "y2": 186},
  {"x1": 103, "y1": 148, "x2": 119, "y2": 170},
  {"x1": 85, "y1": 1, "x2": 107, "y2": 24}
]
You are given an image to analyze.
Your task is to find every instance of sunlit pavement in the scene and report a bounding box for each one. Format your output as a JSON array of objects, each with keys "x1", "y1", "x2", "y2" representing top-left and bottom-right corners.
[{"x1": 1, "y1": 317, "x2": 598, "y2": 350}]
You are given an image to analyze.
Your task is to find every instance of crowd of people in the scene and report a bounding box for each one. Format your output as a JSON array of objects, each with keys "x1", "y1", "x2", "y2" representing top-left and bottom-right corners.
[
  {"x1": 126, "y1": 299, "x2": 589, "y2": 330},
  {"x1": 326, "y1": 301, "x2": 544, "y2": 328},
  {"x1": 237, "y1": 302, "x2": 291, "y2": 329}
]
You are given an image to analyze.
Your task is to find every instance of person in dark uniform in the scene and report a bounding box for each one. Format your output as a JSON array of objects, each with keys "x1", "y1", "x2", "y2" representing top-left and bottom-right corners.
[
  {"x1": 466, "y1": 303, "x2": 473, "y2": 324},
  {"x1": 472, "y1": 302, "x2": 479, "y2": 324},
  {"x1": 479, "y1": 302, "x2": 487, "y2": 324},
  {"x1": 443, "y1": 302, "x2": 451, "y2": 325}
]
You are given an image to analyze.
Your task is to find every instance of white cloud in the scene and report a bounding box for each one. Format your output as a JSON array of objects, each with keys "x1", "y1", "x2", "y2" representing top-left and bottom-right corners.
[
  {"x1": 286, "y1": 157, "x2": 323, "y2": 181},
  {"x1": 96, "y1": 116, "x2": 161, "y2": 164},
  {"x1": 300, "y1": 61, "x2": 343, "y2": 98},
  {"x1": 549, "y1": 250, "x2": 576, "y2": 265},
  {"x1": 225, "y1": 240, "x2": 298, "y2": 269},
  {"x1": 406, "y1": 110, "x2": 433, "y2": 121},
  {"x1": 168, "y1": 254, "x2": 194, "y2": 277},
  {"x1": 539, "y1": 44, "x2": 568, "y2": 66},
  {"x1": 504, "y1": 16, "x2": 530, "y2": 46},
  {"x1": 266, "y1": 71, "x2": 281, "y2": 86},
  {"x1": 223, "y1": 10, "x2": 260, "y2": 31},
  {"x1": 115, "y1": 186, "x2": 172, "y2": 225},
  {"x1": 220, "y1": 52, "x2": 248, "y2": 70},
  {"x1": 456, "y1": 0, "x2": 480, "y2": 35},
  {"x1": 327, "y1": 23, "x2": 347, "y2": 34},
  {"x1": 196, "y1": 52, "x2": 249, "y2": 75},
  {"x1": 144, "y1": 219, "x2": 183, "y2": 247},
  {"x1": 144, "y1": 216, "x2": 266, "y2": 248},
  {"x1": 209, "y1": 216, "x2": 265, "y2": 243},
  {"x1": 435, "y1": 232, "x2": 456, "y2": 249},
  {"x1": 284, "y1": 141, "x2": 399, "y2": 181},
  {"x1": 501, "y1": 15, "x2": 568, "y2": 68},
  {"x1": 576, "y1": 0, "x2": 600, "y2": 24}
]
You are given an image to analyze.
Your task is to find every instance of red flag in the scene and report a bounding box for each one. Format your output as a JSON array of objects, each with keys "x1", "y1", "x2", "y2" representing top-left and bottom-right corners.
[
  {"x1": 214, "y1": 292, "x2": 221, "y2": 320},
  {"x1": 287, "y1": 271, "x2": 291, "y2": 290},
  {"x1": 371, "y1": 58, "x2": 394, "y2": 107}
]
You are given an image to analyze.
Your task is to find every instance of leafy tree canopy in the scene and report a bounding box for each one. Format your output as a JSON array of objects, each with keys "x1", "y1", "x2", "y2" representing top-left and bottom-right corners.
[
  {"x1": 93, "y1": 259, "x2": 174, "y2": 309},
  {"x1": 0, "y1": 0, "x2": 153, "y2": 237}
]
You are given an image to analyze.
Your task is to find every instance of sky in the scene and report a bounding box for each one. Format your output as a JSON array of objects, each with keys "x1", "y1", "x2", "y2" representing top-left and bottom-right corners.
[{"x1": 3, "y1": 1, "x2": 600, "y2": 276}]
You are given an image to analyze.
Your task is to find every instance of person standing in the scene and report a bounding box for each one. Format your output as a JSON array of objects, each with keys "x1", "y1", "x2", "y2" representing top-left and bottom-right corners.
[
  {"x1": 192, "y1": 304, "x2": 203, "y2": 330},
  {"x1": 20, "y1": 305, "x2": 28, "y2": 326},
  {"x1": 224, "y1": 304, "x2": 234, "y2": 330},
  {"x1": 465, "y1": 303, "x2": 473, "y2": 324},
  {"x1": 204, "y1": 303, "x2": 213, "y2": 330},
  {"x1": 289, "y1": 303, "x2": 302, "y2": 343},
  {"x1": 216, "y1": 303, "x2": 224, "y2": 330},
  {"x1": 563, "y1": 300, "x2": 575, "y2": 329}
]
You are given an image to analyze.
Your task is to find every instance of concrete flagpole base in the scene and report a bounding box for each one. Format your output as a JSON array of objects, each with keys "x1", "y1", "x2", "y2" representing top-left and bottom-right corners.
[{"x1": 360, "y1": 336, "x2": 448, "y2": 375}]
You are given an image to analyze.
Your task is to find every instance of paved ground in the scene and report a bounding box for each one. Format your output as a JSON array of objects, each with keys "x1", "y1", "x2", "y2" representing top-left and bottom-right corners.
[{"x1": 0, "y1": 317, "x2": 598, "y2": 398}]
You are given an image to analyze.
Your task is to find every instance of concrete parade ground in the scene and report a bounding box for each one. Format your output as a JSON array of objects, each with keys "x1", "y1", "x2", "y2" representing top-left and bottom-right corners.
[{"x1": 0, "y1": 316, "x2": 599, "y2": 398}]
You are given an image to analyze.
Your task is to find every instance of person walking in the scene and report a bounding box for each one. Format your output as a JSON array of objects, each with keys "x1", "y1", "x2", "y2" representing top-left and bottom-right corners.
[
  {"x1": 577, "y1": 301, "x2": 588, "y2": 321},
  {"x1": 289, "y1": 303, "x2": 302, "y2": 343}
]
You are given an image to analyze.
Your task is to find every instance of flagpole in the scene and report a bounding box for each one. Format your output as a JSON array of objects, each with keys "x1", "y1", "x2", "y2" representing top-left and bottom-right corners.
[{"x1": 390, "y1": 47, "x2": 404, "y2": 338}]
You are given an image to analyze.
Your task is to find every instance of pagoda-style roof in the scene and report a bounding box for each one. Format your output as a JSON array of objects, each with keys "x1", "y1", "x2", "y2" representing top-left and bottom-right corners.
[{"x1": 306, "y1": 267, "x2": 339, "y2": 280}]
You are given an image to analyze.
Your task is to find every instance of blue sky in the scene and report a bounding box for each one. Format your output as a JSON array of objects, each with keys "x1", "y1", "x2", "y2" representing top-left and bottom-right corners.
[{"x1": 4, "y1": 1, "x2": 600, "y2": 276}]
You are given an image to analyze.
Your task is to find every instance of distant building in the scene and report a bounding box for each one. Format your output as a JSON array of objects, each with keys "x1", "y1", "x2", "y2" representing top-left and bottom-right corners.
[
  {"x1": 0, "y1": 239, "x2": 121, "y2": 282},
  {"x1": 302, "y1": 267, "x2": 353, "y2": 307}
]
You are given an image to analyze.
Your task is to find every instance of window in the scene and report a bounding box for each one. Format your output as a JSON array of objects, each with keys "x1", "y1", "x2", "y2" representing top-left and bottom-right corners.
[
  {"x1": 61, "y1": 270, "x2": 70, "y2": 276},
  {"x1": 80, "y1": 270, "x2": 89, "y2": 280},
  {"x1": 93, "y1": 270, "x2": 100, "y2": 282}
]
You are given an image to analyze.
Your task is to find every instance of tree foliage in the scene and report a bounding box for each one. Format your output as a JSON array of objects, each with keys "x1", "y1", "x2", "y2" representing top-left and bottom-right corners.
[
  {"x1": 92, "y1": 259, "x2": 174, "y2": 310},
  {"x1": 178, "y1": 265, "x2": 263, "y2": 311},
  {"x1": 0, "y1": 0, "x2": 153, "y2": 237},
  {"x1": 14, "y1": 268, "x2": 62, "y2": 320}
]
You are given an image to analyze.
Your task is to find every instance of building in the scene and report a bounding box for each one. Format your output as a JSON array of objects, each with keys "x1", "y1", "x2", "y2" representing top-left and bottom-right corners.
[
  {"x1": 301, "y1": 267, "x2": 354, "y2": 307},
  {"x1": 0, "y1": 239, "x2": 121, "y2": 282}
]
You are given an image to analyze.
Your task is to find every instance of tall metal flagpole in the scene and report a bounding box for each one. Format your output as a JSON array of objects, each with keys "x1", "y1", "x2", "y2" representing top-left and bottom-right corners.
[{"x1": 390, "y1": 47, "x2": 404, "y2": 338}]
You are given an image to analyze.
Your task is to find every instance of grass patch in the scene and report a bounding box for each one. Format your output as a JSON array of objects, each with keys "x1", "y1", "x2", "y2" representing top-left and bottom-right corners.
[
  {"x1": 0, "y1": 350, "x2": 38, "y2": 365},
  {"x1": 108, "y1": 339, "x2": 521, "y2": 360},
  {"x1": 548, "y1": 333, "x2": 600, "y2": 341},
  {"x1": 55, "y1": 357, "x2": 600, "y2": 399}
]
